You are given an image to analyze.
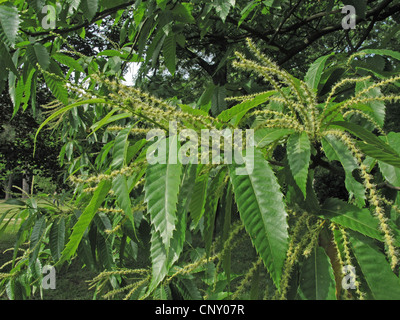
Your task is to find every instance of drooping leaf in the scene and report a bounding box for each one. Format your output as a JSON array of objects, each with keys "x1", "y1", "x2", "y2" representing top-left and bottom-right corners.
[
  {"x1": 49, "y1": 217, "x2": 66, "y2": 262},
  {"x1": 213, "y1": 0, "x2": 234, "y2": 22},
  {"x1": 357, "y1": 49, "x2": 400, "y2": 63},
  {"x1": 148, "y1": 229, "x2": 168, "y2": 295},
  {"x1": 229, "y1": 148, "x2": 289, "y2": 288},
  {"x1": 0, "y1": 3, "x2": 19, "y2": 47},
  {"x1": 319, "y1": 198, "x2": 383, "y2": 242},
  {"x1": 34, "y1": 98, "x2": 106, "y2": 155},
  {"x1": 331, "y1": 121, "x2": 400, "y2": 168},
  {"x1": 163, "y1": 33, "x2": 176, "y2": 76},
  {"x1": 147, "y1": 166, "x2": 197, "y2": 297},
  {"x1": 144, "y1": 136, "x2": 182, "y2": 250},
  {"x1": 26, "y1": 0, "x2": 45, "y2": 14},
  {"x1": 168, "y1": 163, "x2": 197, "y2": 267},
  {"x1": 305, "y1": 53, "x2": 333, "y2": 92},
  {"x1": 217, "y1": 90, "x2": 276, "y2": 124},
  {"x1": 52, "y1": 52, "x2": 84, "y2": 73},
  {"x1": 355, "y1": 79, "x2": 385, "y2": 127},
  {"x1": 211, "y1": 85, "x2": 227, "y2": 116},
  {"x1": 286, "y1": 132, "x2": 311, "y2": 199},
  {"x1": 96, "y1": 233, "x2": 114, "y2": 270},
  {"x1": 29, "y1": 216, "x2": 47, "y2": 267},
  {"x1": 80, "y1": 0, "x2": 98, "y2": 20},
  {"x1": 322, "y1": 135, "x2": 366, "y2": 206},
  {"x1": 26, "y1": 43, "x2": 50, "y2": 70},
  {"x1": 349, "y1": 231, "x2": 400, "y2": 300},
  {"x1": 112, "y1": 174, "x2": 134, "y2": 231},
  {"x1": 0, "y1": 41, "x2": 18, "y2": 75},
  {"x1": 378, "y1": 132, "x2": 400, "y2": 187},
  {"x1": 172, "y1": 2, "x2": 195, "y2": 24},
  {"x1": 59, "y1": 179, "x2": 112, "y2": 264},
  {"x1": 254, "y1": 128, "x2": 294, "y2": 149},
  {"x1": 204, "y1": 167, "x2": 227, "y2": 256},
  {"x1": 189, "y1": 170, "x2": 209, "y2": 226},
  {"x1": 110, "y1": 125, "x2": 132, "y2": 169},
  {"x1": 43, "y1": 60, "x2": 68, "y2": 104},
  {"x1": 297, "y1": 246, "x2": 337, "y2": 300}
]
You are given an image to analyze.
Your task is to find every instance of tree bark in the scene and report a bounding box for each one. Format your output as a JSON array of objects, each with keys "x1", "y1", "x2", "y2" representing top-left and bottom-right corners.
[
  {"x1": 5, "y1": 173, "x2": 13, "y2": 200},
  {"x1": 22, "y1": 175, "x2": 29, "y2": 198}
]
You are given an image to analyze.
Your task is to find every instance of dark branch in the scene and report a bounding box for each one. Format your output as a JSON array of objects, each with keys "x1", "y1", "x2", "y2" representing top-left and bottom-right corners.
[
  {"x1": 278, "y1": 1, "x2": 400, "y2": 65},
  {"x1": 22, "y1": 1, "x2": 136, "y2": 38}
]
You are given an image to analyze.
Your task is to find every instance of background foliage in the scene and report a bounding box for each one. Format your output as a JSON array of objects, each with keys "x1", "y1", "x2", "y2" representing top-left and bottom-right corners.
[{"x1": 1, "y1": 0, "x2": 400, "y2": 300}]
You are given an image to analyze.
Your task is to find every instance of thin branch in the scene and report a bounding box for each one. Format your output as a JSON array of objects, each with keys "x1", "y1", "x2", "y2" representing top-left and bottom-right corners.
[
  {"x1": 354, "y1": 0, "x2": 393, "y2": 50},
  {"x1": 268, "y1": 0, "x2": 303, "y2": 45},
  {"x1": 279, "y1": 1, "x2": 400, "y2": 65},
  {"x1": 22, "y1": 1, "x2": 136, "y2": 38},
  {"x1": 376, "y1": 181, "x2": 400, "y2": 191}
]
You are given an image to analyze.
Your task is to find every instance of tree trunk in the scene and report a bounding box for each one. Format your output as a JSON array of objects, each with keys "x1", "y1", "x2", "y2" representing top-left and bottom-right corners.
[
  {"x1": 22, "y1": 175, "x2": 29, "y2": 198},
  {"x1": 5, "y1": 173, "x2": 13, "y2": 200}
]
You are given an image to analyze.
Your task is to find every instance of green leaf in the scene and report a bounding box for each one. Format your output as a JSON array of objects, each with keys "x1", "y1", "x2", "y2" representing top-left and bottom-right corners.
[
  {"x1": 238, "y1": 1, "x2": 258, "y2": 26},
  {"x1": 172, "y1": 2, "x2": 195, "y2": 24},
  {"x1": 43, "y1": 60, "x2": 68, "y2": 104},
  {"x1": 319, "y1": 198, "x2": 383, "y2": 242},
  {"x1": 147, "y1": 166, "x2": 196, "y2": 297},
  {"x1": 349, "y1": 232, "x2": 400, "y2": 300},
  {"x1": 49, "y1": 217, "x2": 66, "y2": 262},
  {"x1": 305, "y1": 53, "x2": 333, "y2": 92},
  {"x1": 148, "y1": 229, "x2": 168, "y2": 295},
  {"x1": 211, "y1": 85, "x2": 227, "y2": 116},
  {"x1": 26, "y1": 43, "x2": 50, "y2": 70},
  {"x1": 81, "y1": 0, "x2": 98, "y2": 20},
  {"x1": 297, "y1": 246, "x2": 337, "y2": 300},
  {"x1": 163, "y1": 33, "x2": 176, "y2": 75},
  {"x1": 222, "y1": 183, "x2": 233, "y2": 287},
  {"x1": 29, "y1": 216, "x2": 47, "y2": 267},
  {"x1": 286, "y1": 132, "x2": 311, "y2": 198},
  {"x1": 4, "y1": 198, "x2": 25, "y2": 206},
  {"x1": 97, "y1": 233, "x2": 114, "y2": 269},
  {"x1": 156, "y1": 0, "x2": 168, "y2": 10},
  {"x1": 197, "y1": 83, "x2": 215, "y2": 110},
  {"x1": 0, "y1": 41, "x2": 18, "y2": 75},
  {"x1": 213, "y1": 0, "x2": 234, "y2": 22},
  {"x1": 355, "y1": 79, "x2": 385, "y2": 127},
  {"x1": 168, "y1": 163, "x2": 197, "y2": 267},
  {"x1": 358, "y1": 49, "x2": 400, "y2": 62},
  {"x1": 229, "y1": 149, "x2": 288, "y2": 288},
  {"x1": 189, "y1": 170, "x2": 209, "y2": 226},
  {"x1": 110, "y1": 125, "x2": 132, "y2": 169},
  {"x1": 217, "y1": 90, "x2": 276, "y2": 124},
  {"x1": 204, "y1": 167, "x2": 227, "y2": 256},
  {"x1": 59, "y1": 179, "x2": 112, "y2": 264},
  {"x1": 0, "y1": 3, "x2": 19, "y2": 47},
  {"x1": 34, "y1": 98, "x2": 106, "y2": 155},
  {"x1": 112, "y1": 174, "x2": 134, "y2": 231},
  {"x1": 90, "y1": 112, "x2": 130, "y2": 135},
  {"x1": 254, "y1": 128, "x2": 294, "y2": 148},
  {"x1": 378, "y1": 132, "x2": 400, "y2": 187},
  {"x1": 26, "y1": 0, "x2": 45, "y2": 14},
  {"x1": 357, "y1": 142, "x2": 400, "y2": 169},
  {"x1": 52, "y1": 52, "x2": 84, "y2": 73},
  {"x1": 322, "y1": 135, "x2": 366, "y2": 206},
  {"x1": 144, "y1": 136, "x2": 182, "y2": 250},
  {"x1": 331, "y1": 121, "x2": 400, "y2": 168}
]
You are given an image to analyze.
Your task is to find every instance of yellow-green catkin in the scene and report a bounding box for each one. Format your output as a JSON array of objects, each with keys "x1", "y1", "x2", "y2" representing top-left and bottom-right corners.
[
  {"x1": 277, "y1": 212, "x2": 316, "y2": 300},
  {"x1": 231, "y1": 258, "x2": 263, "y2": 300},
  {"x1": 338, "y1": 227, "x2": 366, "y2": 300},
  {"x1": 326, "y1": 129, "x2": 398, "y2": 270}
]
